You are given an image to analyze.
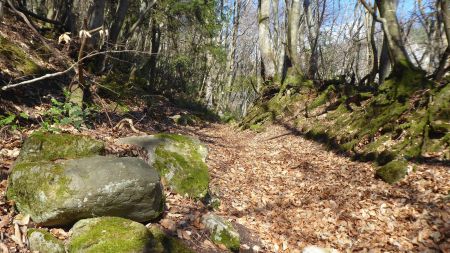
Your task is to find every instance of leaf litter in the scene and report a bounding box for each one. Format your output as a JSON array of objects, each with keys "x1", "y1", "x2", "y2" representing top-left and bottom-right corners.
[{"x1": 0, "y1": 120, "x2": 449, "y2": 252}]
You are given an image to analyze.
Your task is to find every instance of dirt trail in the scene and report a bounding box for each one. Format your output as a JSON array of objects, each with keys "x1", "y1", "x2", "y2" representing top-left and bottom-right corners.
[{"x1": 194, "y1": 123, "x2": 449, "y2": 252}]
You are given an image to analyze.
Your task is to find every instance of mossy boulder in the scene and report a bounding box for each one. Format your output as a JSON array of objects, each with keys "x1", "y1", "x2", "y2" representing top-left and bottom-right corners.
[
  {"x1": 15, "y1": 132, "x2": 104, "y2": 164},
  {"x1": 28, "y1": 229, "x2": 65, "y2": 253},
  {"x1": 202, "y1": 213, "x2": 240, "y2": 252},
  {"x1": 147, "y1": 226, "x2": 195, "y2": 253},
  {"x1": 7, "y1": 156, "x2": 163, "y2": 226},
  {"x1": 118, "y1": 134, "x2": 210, "y2": 199},
  {"x1": 67, "y1": 217, "x2": 153, "y2": 253},
  {"x1": 375, "y1": 160, "x2": 410, "y2": 184}
]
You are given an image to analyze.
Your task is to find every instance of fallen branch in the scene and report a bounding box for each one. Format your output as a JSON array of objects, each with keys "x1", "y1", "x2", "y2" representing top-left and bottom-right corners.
[
  {"x1": 113, "y1": 118, "x2": 146, "y2": 134},
  {"x1": 1, "y1": 50, "x2": 156, "y2": 91}
]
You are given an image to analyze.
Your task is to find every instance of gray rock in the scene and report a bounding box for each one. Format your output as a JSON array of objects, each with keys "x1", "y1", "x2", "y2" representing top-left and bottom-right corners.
[
  {"x1": 7, "y1": 156, "x2": 163, "y2": 226},
  {"x1": 118, "y1": 134, "x2": 209, "y2": 199},
  {"x1": 202, "y1": 213, "x2": 240, "y2": 251},
  {"x1": 28, "y1": 229, "x2": 65, "y2": 253},
  {"x1": 67, "y1": 217, "x2": 153, "y2": 253}
]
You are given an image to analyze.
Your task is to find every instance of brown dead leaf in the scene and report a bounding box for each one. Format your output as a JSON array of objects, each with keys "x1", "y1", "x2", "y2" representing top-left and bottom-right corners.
[{"x1": 160, "y1": 218, "x2": 176, "y2": 231}]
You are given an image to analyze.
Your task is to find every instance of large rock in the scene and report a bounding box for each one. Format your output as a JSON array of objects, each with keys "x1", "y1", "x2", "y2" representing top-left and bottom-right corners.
[
  {"x1": 28, "y1": 229, "x2": 65, "y2": 253},
  {"x1": 202, "y1": 213, "x2": 240, "y2": 252},
  {"x1": 7, "y1": 156, "x2": 163, "y2": 226},
  {"x1": 118, "y1": 134, "x2": 209, "y2": 199},
  {"x1": 15, "y1": 132, "x2": 104, "y2": 163},
  {"x1": 67, "y1": 217, "x2": 153, "y2": 253}
]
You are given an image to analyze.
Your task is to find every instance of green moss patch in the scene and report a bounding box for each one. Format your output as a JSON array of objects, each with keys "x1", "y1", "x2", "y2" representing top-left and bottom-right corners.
[
  {"x1": 241, "y1": 77, "x2": 449, "y2": 179},
  {"x1": 147, "y1": 226, "x2": 195, "y2": 253},
  {"x1": 68, "y1": 217, "x2": 152, "y2": 253},
  {"x1": 375, "y1": 160, "x2": 409, "y2": 184},
  {"x1": 153, "y1": 134, "x2": 209, "y2": 199},
  {"x1": 202, "y1": 214, "x2": 240, "y2": 252},
  {"x1": 0, "y1": 35, "x2": 42, "y2": 76},
  {"x1": 6, "y1": 161, "x2": 71, "y2": 222},
  {"x1": 16, "y1": 132, "x2": 104, "y2": 163}
]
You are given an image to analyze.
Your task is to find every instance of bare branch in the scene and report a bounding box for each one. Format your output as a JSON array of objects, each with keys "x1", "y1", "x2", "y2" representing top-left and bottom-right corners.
[
  {"x1": 1, "y1": 50, "x2": 156, "y2": 91},
  {"x1": 358, "y1": 0, "x2": 382, "y2": 23}
]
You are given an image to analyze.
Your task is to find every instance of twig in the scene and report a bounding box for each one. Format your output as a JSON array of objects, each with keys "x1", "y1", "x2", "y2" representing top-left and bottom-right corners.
[
  {"x1": 113, "y1": 118, "x2": 146, "y2": 134},
  {"x1": 1, "y1": 50, "x2": 157, "y2": 91}
]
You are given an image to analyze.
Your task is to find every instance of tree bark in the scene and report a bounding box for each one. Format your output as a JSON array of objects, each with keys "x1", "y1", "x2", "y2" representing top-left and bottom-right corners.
[
  {"x1": 435, "y1": 0, "x2": 450, "y2": 81},
  {"x1": 87, "y1": 0, "x2": 106, "y2": 47},
  {"x1": 258, "y1": 0, "x2": 276, "y2": 82},
  {"x1": 378, "y1": 34, "x2": 391, "y2": 83},
  {"x1": 375, "y1": 0, "x2": 415, "y2": 74},
  {"x1": 109, "y1": 0, "x2": 130, "y2": 46},
  {"x1": 286, "y1": 0, "x2": 302, "y2": 74}
]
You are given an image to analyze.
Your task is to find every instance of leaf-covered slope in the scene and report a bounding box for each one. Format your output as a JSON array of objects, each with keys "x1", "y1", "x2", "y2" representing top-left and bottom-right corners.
[{"x1": 241, "y1": 77, "x2": 449, "y2": 182}]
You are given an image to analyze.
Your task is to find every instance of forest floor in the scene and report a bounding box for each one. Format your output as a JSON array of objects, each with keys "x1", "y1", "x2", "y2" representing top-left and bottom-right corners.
[
  {"x1": 196, "y1": 123, "x2": 449, "y2": 252},
  {"x1": 0, "y1": 117, "x2": 449, "y2": 253}
]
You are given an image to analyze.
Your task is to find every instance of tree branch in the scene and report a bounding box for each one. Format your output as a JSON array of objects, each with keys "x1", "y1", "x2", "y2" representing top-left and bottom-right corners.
[
  {"x1": 358, "y1": 0, "x2": 382, "y2": 23},
  {"x1": 1, "y1": 50, "x2": 157, "y2": 91},
  {"x1": 15, "y1": 5, "x2": 62, "y2": 26}
]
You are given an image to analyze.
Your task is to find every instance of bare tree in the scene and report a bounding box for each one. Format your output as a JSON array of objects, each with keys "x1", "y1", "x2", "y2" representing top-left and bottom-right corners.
[
  {"x1": 258, "y1": 0, "x2": 276, "y2": 81},
  {"x1": 435, "y1": 0, "x2": 450, "y2": 81}
]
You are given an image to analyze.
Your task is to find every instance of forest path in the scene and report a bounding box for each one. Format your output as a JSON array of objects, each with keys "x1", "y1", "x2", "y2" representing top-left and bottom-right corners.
[{"x1": 193, "y1": 123, "x2": 449, "y2": 252}]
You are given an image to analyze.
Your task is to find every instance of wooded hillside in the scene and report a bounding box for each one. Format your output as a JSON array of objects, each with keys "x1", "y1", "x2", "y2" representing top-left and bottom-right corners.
[{"x1": 0, "y1": 0, "x2": 449, "y2": 252}]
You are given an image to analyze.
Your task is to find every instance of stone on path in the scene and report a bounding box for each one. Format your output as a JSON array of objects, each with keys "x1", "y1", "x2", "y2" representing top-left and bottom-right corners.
[
  {"x1": 202, "y1": 213, "x2": 240, "y2": 252},
  {"x1": 28, "y1": 229, "x2": 65, "y2": 253},
  {"x1": 118, "y1": 134, "x2": 210, "y2": 199},
  {"x1": 7, "y1": 156, "x2": 163, "y2": 226}
]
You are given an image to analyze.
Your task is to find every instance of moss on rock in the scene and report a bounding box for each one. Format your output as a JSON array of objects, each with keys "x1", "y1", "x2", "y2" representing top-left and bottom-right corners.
[
  {"x1": 202, "y1": 213, "x2": 240, "y2": 252},
  {"x1": 6, "y1": 161, "x2": 72, "y2": 223},
  {"x1": 375, "y1": 160, "x2": 409, "y2": 184},
  {"x1": 0, "y1": 35, "x2": 42, "y2": 76},
  {"x1": 147, "y1": 226, "x2": 195, "y2": 253},
  {"x1": 7, "y1": 156, "x2": 164, "y2": 226},
  {"x1": 67, "y1": 217, "x2": 153, "y2": 253},
  {"x1": 28, "y1": 229, "x2": 65, "y2": 253},
  {"x1": 153, "y1": 134, "x2": 209, "y2": 199},
  {"x1": 16, "y1": 132, "x2": 104, "y2": 163}
]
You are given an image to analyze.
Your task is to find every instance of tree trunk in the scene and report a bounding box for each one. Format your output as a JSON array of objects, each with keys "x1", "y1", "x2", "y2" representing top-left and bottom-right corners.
[
  {"x1": 109, "y1": 0, "x2": 130, "y2": 46},
  {"x1": 378, "y1": 34, "x2": 391, "y2": 83},
  {"x1": 225, "y1": 0, "x2": 240, "y2": 102},
  {"x1": 0, "y1": 1, "x2": 4, "y2": 19},
  {"x1": 258, "y1": 0, "x2": 276, "y2": 82},
  {"x1": 376, "y1": 0, "x2": 415, "y2": 74},
  {"x1": 364, "y1": 7, "x2": 378, "y2": 84},
  {"x1": 286, "y1": 0, "x2": 302, "y2": 74},
  {"x1": 435, "y1": 0, "x2": 450, "y2": 81},
  {"x1": 87, "y1": 0, "x2": 106, "y2": 47}
]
